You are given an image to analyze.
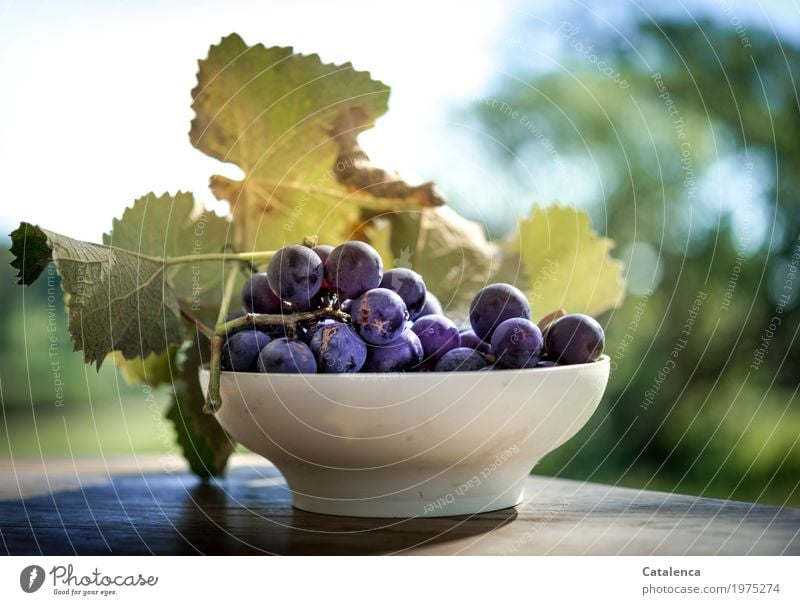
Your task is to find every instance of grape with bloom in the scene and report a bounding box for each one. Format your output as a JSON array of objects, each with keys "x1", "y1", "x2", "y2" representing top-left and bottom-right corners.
[
  {"x1": 266, "y1": 245, "x2": 324, "y2": 305},
  {"x1": 543, "y1": 314, "x2": 605, "y2": 365},
  {"x1": 362, "y1": 329, "x2": 424, "y2": 372},
  {"x1": 221, "y1": 329, "x2": 271, "y2": 372},
  {"x1": 257, "y1": 338, "x2": 317, "y2": 374},
  {"x1": 379, "y1": 268, "x2": 427, "y2": 318},
  {"x1": 309, "y1": 321, "x2": 367, "y2": 373},
  {"x1": 220, "y1": 240, "x2": 604, "y2": 374},
  {"x1": 350, "y1": 287, "x2": 409, "y2": 345},
  {"x1": 415, "y1": 291, "x2": 443, "y2": 319},
  {"x1": 324, "y1": 241, "x2": 383, "y2": 300},
  {"x1": 459, "y1": 329, "x2": 491, "y2": 354},
  {"x1": 435, "y1": 347, "x2": 488, "y2": 372},
  {"x1": 241, "y1": 272, "x2": 282, "y2": 314},
  {"x1": 469, "y1": 283, "x2": 531, "y2": 341},
  {"x1": 411, "y1": 314, "x2": 460, "y2": 364},
  {"x1": 312, "y1": 244, "x2": 334, "y2": 265},
  {"x1": 490, "y1": 318, "x2": 543, "y2": 369}
]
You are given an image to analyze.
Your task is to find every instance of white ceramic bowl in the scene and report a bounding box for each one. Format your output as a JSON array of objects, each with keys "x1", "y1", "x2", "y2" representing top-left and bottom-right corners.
[{"x1": 199, "y1": 355, "x2": 609, "y2": 518}]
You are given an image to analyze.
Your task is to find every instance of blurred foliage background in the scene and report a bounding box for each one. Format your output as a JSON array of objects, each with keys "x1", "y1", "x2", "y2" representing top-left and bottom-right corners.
[
  {"x1": 1, "y1": 5, "x2": 798, "y2": 506},
  {"x1": 465, "y1": 15, "x2": 800, "y2": 506}
]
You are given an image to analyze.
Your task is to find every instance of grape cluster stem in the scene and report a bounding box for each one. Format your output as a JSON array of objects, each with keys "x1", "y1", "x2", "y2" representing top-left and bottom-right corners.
[
  {"x1": 203, "y1": 302, "x2": 350, "y2": 414},
  {"x1": 214, "y1": 308, "x2": 350, "y2": 337}
]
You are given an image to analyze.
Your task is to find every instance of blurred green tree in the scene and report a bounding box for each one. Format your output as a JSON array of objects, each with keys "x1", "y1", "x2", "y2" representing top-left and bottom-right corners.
[{"x1": 471, "y1": 18, "x2": 799, "y2": 505}]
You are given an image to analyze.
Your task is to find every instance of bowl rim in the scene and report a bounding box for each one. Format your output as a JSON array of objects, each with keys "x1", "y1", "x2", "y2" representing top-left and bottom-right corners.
[{"x1": 207, "y1": 354, "x2": 610, "y2": 379}]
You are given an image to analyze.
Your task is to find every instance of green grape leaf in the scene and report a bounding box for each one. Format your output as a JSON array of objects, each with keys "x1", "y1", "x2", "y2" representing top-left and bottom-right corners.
[
  {"x1": 104, "y1": 191, "x2": 232, "y2": 324},
  {"x1": 190, "y1": 33, "x2": 443, "y2": 253},
  {"x1": 9, "y1": 222, "x2": 183, "y2": 368},
  {"x1": 167, "y1": 338, "x2": 234, "y2": 478},
  {"x1": 505, "y1": 205, "x2": 625, "y2": 317},
  {"x1": 9, "y1": 193, "x2": 236, "y2": 369}
]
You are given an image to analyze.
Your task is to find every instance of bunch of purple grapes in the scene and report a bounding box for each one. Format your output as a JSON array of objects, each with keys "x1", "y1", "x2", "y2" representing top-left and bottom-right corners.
[{"x1": 222, "y1": 241, "x2": 605, "y2": 374}]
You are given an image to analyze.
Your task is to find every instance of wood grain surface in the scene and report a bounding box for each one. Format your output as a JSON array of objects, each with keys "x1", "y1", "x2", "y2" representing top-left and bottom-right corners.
[{"x1": 1, "y1": 455, "x2": 797, "y2": 555}]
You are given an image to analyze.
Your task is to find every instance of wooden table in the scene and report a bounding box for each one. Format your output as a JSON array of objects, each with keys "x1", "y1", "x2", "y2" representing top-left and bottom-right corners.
[{"x1": 1, "y1": 455, "x2": 798, "y2": 555}]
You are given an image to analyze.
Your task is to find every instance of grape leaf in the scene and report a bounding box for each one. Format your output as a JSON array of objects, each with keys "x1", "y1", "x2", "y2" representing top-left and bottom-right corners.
[
  {"x1": 387, "y1": 207, "x2": 497, "y2": 312},
  {"x1": 166, "y1": 337, "x2": 234, "y2": 478},
  {"x1": 190, "y1": 33, "x2": 442, "y2": 253},
  {"x1": 9, "y1": 193, "x2": 236, "y2": 368},
  {"x1": 104, "y1": 191, "x2": 232, "y2": 323},
  {"x1": 9, "y1": 222, "x2": 183, "y2": 368},
  {"x1": 112, "y1": 336, "x2": 234, "y2": 477},
  {"x1": 8, "y1": 222, "x2": 51, "y2": 285},
  {"x1": 110, "y1": 347, "x2": 179, "y2": 388},
  {"x1": 505, "y1": 205, "x2": 625, "y2": 316}
]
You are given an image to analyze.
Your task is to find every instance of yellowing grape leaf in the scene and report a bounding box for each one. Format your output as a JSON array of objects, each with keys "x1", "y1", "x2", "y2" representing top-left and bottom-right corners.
[
  {"x1": 110, "y1": 347, "x2": 179, "y2": 388},
  {"x1": 190, "y1": 34, "x2": 443, "y2": 253},
  {"x1": 506, "y1": 205, "x2": 625, "y2": 317},
  {"x1": 388, "y1": 207, "x2": 497, "y2": 312}
]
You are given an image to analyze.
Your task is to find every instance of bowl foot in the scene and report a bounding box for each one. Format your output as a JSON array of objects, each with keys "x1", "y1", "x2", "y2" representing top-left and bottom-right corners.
[
  {"x1": 291, "y1": 491, "x2": 524, "y2": 518},
  {"x1": 278, "y1": 464, "x2": 528, "y2": 518}
]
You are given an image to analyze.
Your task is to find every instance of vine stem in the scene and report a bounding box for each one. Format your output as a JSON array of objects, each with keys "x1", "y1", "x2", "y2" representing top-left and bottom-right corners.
[
  {"x1": 179, "y1": 306, "x2": 214, "y2": 339},
  {"x1": 202, "y1": 306, "x2": 351, "y2": 414},
  {"x1": 165, "y1": 250, "x2": 276, "y2": 266},
  {"x1": 204, "y1": 264, "x2": 240, "y2": 414}
]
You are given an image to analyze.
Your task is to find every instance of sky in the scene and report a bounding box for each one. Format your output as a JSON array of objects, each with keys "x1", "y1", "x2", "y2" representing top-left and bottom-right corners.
[{"x1": 0, "y1": 0, "x2": 797, "y2": 242}]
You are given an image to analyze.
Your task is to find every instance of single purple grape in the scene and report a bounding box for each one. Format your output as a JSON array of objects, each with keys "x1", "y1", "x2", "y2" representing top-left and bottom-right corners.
[
  {"x1": 340, "y1": 299, "x2": 352, "y2": 313},
  {"x1": 363, "y1": 330, "x2": 424, "y2": 372},
  {"x1": 261, "y1": 322, "x2": 293, "y2": 341},
  {"x1": 325, "y1": 241, "x2": 383, "y2": 300},
  {"x1": 490, "y1": 318, "x2": 543, "y2": 369},
  {"x1": 312, "y1": 244, "x2": 334, "y2": 265},
  {"x1": 459, "y1": 329, "x2": 491, "y2": 354},
  {"x1": 309, "y1": 322, "x2": 367, "y2": 373},
  {"x1": 434, "y1": 347, "x2": 488, "y2": 372},
  {"x1": 257, "y1": 338, "x2": 317, "y2": 374},
  {"x1": 266, "y1": 245, "x2": 324, "y2": 305},
  {"x1": 411, "y1": 315, "x2": 461, "y2": 363},
  {"x1": 292, "y1": 287, "x2": 328, "y2": 312},
  {"x1": 414, "y1": 291, "x2": 443, "y2": 318},
  {"x1": 241, "y1": 272, "x2": 282, "y2": 314},
  {"x1": 350, "y1": 288, "x2": 409, "y2": 345},
  {"x1": 222, "y1": 329, "x2": 271, "y2": 372},
  {"x1": 379, "y1": 268, "x2": 427, "y2": 318},
  {"x1": 543, "y1": 314, "x2": 605, "y2": 364},
  {"x1": 304, "y1": 318, "x2": 337, "y2": 343},
  {"x1": 469, "y1": 283, "x2": 531, "y2": 341}
]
